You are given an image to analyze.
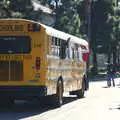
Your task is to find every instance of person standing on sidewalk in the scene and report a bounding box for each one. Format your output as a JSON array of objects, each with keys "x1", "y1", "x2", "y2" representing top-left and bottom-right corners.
[{"x1": 107, "y1": 64, "x2": 116, "y2": 87}]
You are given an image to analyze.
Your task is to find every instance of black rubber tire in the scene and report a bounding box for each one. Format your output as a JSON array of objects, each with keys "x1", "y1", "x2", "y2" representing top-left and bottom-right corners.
[{"x1": 77, "y1": 79, "x2": 85, "y2": 98}]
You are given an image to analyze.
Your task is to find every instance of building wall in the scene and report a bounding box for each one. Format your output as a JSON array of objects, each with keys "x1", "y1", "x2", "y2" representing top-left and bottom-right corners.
[{"x1": 97, "y1": 54, "x2": 108, "y2": 71}]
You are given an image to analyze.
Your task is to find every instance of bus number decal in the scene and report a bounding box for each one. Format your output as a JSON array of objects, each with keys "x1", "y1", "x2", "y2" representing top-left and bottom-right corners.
[{"x1": 34, "y1": 44, "x2": 41, "y2": 48}]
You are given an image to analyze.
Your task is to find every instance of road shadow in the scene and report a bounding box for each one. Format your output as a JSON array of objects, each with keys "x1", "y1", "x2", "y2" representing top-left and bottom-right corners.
[
  {"x1": 0, "y1": 95, "x2": 84, "y2": 120},
  {"x1": 102, "y1": 86, "x2": 110, "y2": 88},
  {"x1": 88, "y1": 73, "x2": 107, "y2": 82},
  {"x1": 109, "y1": 105, "x2": 120, "y2": 110}
]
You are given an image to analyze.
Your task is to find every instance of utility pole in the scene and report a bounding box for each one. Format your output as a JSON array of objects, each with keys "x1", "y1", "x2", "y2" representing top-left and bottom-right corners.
[
  {"x1": 85, "y1": 0, "x2": 99, "y2": 75},
  {"x1": 85, "y1": 0, "x2": 92, "y2": 76},
  {"x1": 54, "y1": 0, "x2": 58, "y2": 29},
  {"x1": 85, "y1": 0, "x2": 92, "y2": 43}
]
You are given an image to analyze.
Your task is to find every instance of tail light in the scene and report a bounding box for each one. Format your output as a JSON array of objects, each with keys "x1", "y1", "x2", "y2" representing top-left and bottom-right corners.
[
  {"x1": 82, "y1": 53, "x2": 89, "y2": 62},
  {"x1": 28, "y1": 24, "x2": 33, "y2": 31},
  {"x1": 80, "y1": 44, "x2": 89, "y2": 62},
  {"x1": 35, "y1": 57, "x2": 41, "y2": 70},
  {"x1": 28, "y1": 23, "x2": 41, "y2": 32}
]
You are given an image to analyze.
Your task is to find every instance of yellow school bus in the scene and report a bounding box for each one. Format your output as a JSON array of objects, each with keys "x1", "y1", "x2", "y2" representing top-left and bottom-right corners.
[{"x1": 0, "y1": 19, "x2": 89, "y2": 106}]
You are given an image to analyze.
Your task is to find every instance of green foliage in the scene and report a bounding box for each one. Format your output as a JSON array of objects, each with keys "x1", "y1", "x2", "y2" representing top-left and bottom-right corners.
[
  {"x1": 77, "y1": 1, "x2": 86, "y2": 37},
  {"x1": 0, "y1": 0, "x2": 40, "y2": 19},
  {"x1": 0, "y1": 0, "x2": 83, "y2": 38},
  {"x1": 0, "y1": 0, "x2": 11, "y2": 18},
  {"x1": 55, "y1": 0, "x2": 82, "y2": 37},
  {"x1": 90, "y1": 0, "x2": 120, "y2": 65},
  {"x1": 9, "y1": 0, "x2": 34, "y2": 19},
  {"x1": 91, "y1": 0, "x2": 114, "y2": 53}
]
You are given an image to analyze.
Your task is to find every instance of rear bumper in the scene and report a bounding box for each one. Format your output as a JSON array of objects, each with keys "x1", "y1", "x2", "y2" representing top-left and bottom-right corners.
[{"x1": 0, "y1": 86, "x2": 47, "y2": 98}]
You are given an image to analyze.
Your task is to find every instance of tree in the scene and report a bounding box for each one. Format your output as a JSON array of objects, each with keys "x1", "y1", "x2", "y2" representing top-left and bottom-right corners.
[
  {"x1": 53, "y1": 0, "x2": 82, "y2": 37},
  {"x1": 9, "y1": 0, "x2": 34, "y2": 18},
  {"x1": 0, "y1": 0, "x2": 34, "y2": 18},
  {"x1": 0, "y1": 0, "x2": 12, "y2": 18},
  {"x1": 105, "y1": 0, "x2": 120, "y2": 65},
  {"x1": 77, "y1": 1, "x2": 87, "y2": 38},
  {"x1": 90, "y1": 0, "x2": 114, "y2": 73},
  {"x1": 89, "y1": 0, "x2": 120, "y2": 73}
]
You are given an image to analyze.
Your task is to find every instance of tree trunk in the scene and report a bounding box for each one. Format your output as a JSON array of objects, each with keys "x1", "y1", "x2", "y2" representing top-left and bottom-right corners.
[
  {"x1": 92, "y1": 49, "x2": 98, "y2": 75},
  {"x1": 107, "y1": 44, "x2": 111, "y2": 64},
  {"x1": 113, "y1": 46, "x2": 117, "y2": 65}
]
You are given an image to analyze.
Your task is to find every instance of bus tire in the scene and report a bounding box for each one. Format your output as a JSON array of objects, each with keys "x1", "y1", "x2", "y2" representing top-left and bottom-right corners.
[
  {"x1": 55, "y1": 78, "x2": 64, "y2": 107},
  {"x1": 77, "y1": 78, "x2": 85, "y2": 98}
]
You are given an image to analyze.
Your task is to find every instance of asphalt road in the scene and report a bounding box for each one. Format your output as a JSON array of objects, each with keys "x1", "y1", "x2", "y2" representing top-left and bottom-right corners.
[{"x1": 0, "y1": 77, "x2": 120, "y2": 120}]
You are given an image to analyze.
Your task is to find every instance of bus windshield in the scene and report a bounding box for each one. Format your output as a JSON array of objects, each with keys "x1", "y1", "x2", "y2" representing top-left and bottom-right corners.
[{"x1": 0, "y1": 36, "x2": 31, "y2": 54}]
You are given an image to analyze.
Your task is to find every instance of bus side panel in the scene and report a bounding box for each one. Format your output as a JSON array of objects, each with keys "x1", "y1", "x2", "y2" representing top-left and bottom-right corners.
[
  {"x1": 46, "y1": 58, "x2": 86, "y2": 95},
  {"x1": 45, "y1": 35, "x2": 61, "y2": 95}
]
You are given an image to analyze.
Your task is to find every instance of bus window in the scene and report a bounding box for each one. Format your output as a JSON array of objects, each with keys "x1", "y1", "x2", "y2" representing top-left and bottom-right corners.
[
  {"x1": 59, "y1": 40, "x2": 67, "y2": 59},
  {"x1": 67, "y1": 41, "x2": 73, "y2": 59},
  {"x1": 0, "y1": 36, "x2": 31, "y2": 54},
  {"x1": 75, "y1": 44, "x2": 79, "y2": 60},
  {"x1": 72, "y1": 47, "x2": 75, "y2": 59},
  {"x1": 51, "y1": 37, "x2": 60, "y2": 57},
  {"x1": 78, "y1": 46, "x2": 82, "y2": 61},
  {"x1": 52, "y1": 37, "x2": 55, "y2": 46},
  {"x1": 55, "y1": 37, "x2": 58, "y2": 46}
]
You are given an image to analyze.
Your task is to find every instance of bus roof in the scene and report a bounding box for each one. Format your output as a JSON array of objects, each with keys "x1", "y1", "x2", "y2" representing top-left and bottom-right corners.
[
  {"x1": 42, "y1": 24, "x2": 88, "y2": 46},
  {"x1": 0, "y1": 19, "x2": 88, "y2": 47}
]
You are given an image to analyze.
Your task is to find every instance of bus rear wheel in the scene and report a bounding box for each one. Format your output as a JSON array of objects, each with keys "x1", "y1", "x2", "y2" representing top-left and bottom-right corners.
[{"x1": 77, "y1": 79, "x2": 85, "y2": 98}]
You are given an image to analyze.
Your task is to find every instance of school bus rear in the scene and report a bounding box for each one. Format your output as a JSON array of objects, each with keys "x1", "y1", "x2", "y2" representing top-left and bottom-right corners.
[{"x1": 0, "y1": 19, "x2": 47, "y2": 99}]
